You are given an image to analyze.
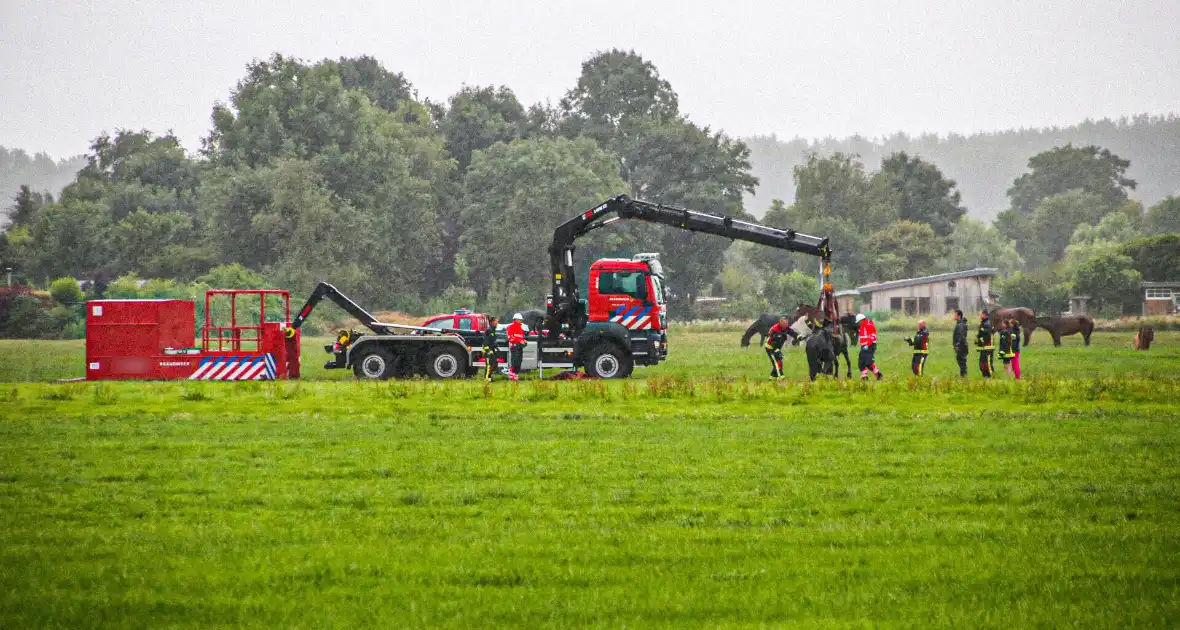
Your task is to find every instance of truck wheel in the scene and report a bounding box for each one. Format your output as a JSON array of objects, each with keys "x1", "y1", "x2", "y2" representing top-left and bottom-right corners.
[
  {"x1": 353, "y1": 348, "x2": 394, "y2": 380},
  {"x1": 585, "y1": 343, "x2": 632, "y2": 379},
  {"x1": 425, "y1": 346, "x2": 464, "y2": 379}
]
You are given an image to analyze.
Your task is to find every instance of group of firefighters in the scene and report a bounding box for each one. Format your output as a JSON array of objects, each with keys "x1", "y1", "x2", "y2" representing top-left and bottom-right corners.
[
  {"x1": 485, "y1": 307, "x2": 1027, "y2": 383},
  {"x1": 763, "y1": 309, "x2": 1025, "y2": 380}
]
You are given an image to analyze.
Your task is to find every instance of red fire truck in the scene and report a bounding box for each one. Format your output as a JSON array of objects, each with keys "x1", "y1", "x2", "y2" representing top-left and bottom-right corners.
[{"x1": 287, "y1": 195, "x2": 836, "y2": 379}]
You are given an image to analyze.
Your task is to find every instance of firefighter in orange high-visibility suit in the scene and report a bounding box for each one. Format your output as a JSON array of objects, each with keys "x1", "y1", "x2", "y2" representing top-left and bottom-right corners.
[
  {"x1": 506, "y1": 313, "x2": 527, "y2": 381},
  {"x1": 856, "y1": 314, "x2": 882, "y2": 380}
]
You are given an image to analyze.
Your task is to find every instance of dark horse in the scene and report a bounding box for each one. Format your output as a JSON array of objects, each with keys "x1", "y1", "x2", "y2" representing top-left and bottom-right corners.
[
  {"x1": 1034, "y1": 315, "x2": 1095, "y2": 346},
  {"x1": 805, "y1": 325, "x2": 839, "y2": 381},
  {"x1": 501, "y1": 309, "x2": 547, "y2": 331},
  {"x1": 987, "y1": 307, "x2": 1038, "y2": 345},
  {"x1": 789, "y1": 304, "x2": 854, "y2": 378}
]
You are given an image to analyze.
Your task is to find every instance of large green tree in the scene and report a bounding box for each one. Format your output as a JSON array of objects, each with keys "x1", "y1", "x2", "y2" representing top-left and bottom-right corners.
[
  {"x1": 1144, "y1": 196, "x2": 1180, "y2": 235},
  {"x1": 998, "y1": 145, "x2": 1138, "y2": 268},
  {"x1": 27, "y1": 200, "x2": 114, "y2": 280},
  {"x1": 559, "y1": 49, "x2": 678, "y2": 146},
  {"x1": 749, "y1": 198, "x2": 869, "y2": 288},
  {"x1": 995, "y1": 271, "x2": 1071, "y2": 314},
  {"x1": 14, "y1": 130, "x2": 202, "y2": 282},
  {"x1": 457, "y1": 136, "x2": 625, "y2": 298},
  {"x1": 869, "y1": 220, "x2": 946, "y2": 279},
  {"x1": 872, "y1": 152, "x2": 965, "y2": 236},
  {"x1": 557, "y1": 50, "x2": 759, "y2": 301},
  {"x1": 6, "y1": 185, "x2": 45, "y2": 229},
  {"x1": 617, "y1": 117, "x2": 758, "y2": 299},
  {"x1": 334, "y1": 55, "x2": 415, "y2": 114},
  {"x1": 1121, "y1": 234, "x2": 1180, "y2": 282},
  {"x1": 1072, "y1": 252, "x2": 1142, "y2": 316},
  {"x1": 939, "y1": 218, "x2": 1025, "y2": 276},
  {"x1": 439, "y1": 85, "x2": 527, "y2": 172},
  {"x1": 1006, "y1": 144, "x2": 1136, "y2": 216},
  {"x1": 1017, "y1": 189, "x2": 1111, "y2": 270},
  {"x1": 792, "y1": 153, "x2": 894, "y2": 233},
  {"x1": 203, "y1": 54, "x2": 454, "y2": 299}
]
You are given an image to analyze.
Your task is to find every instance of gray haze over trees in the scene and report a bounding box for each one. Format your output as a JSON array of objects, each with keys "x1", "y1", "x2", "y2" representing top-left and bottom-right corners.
[{"x1": 745, "y1": 116, "x2": 1180, "y2": 221}]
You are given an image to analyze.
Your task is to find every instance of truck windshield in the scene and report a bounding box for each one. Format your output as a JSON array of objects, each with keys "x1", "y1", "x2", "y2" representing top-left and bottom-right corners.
[{"x1": 599, "y1": 271, "x2": 648, "y2": 300}]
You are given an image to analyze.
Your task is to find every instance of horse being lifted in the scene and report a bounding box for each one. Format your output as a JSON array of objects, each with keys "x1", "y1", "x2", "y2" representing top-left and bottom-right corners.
[
  {"x1": 804, "y1": 324, "x2": 840, "y2": 381},
  {"x1": 788, "y1": 303, "x2": 854, "y2": 379}
]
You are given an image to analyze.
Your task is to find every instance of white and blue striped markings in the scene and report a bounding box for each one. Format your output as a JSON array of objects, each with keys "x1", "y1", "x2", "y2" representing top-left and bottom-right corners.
[
  {"x1": 189, "y1": 354, "x2": 277, "y2": 380},
  {"x1": 610, "y1": 304, "x2": 655, "y2": 329}
]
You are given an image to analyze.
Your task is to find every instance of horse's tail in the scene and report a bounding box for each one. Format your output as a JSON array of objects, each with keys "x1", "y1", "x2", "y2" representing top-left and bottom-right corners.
[{"x1": 741, "y1": 320, "x2": 760, "y2": 348}]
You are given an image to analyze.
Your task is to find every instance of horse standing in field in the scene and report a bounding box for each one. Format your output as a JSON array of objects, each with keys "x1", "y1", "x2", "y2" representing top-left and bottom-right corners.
[
  {"x1": 1034, "y1": 315, "x2": 1095, "y2": 346},
  {"x1": 1134, "y1": 326, "x2": 1154, "y2": 350},
  {"x1": 988, "y1": 307, "x2": 1038, "y2": 345},
  {"x1": 740, "y1": 313, "x2": 786, "y2": 348}
]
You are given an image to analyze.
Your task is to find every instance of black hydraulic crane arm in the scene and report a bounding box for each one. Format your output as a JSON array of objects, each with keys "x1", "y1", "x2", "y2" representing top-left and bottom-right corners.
[
  {"x1": 547, "y1": 194, "x2": 832, "y2": 333},
  {"x1": 289, "y1": 281, "x2": 394, "y2": 335}
]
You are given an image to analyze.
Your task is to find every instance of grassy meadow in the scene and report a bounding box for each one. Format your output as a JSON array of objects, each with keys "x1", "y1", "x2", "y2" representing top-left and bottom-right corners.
[{"x1": 1, "y1": 326, "x2": 1178, "y2": 627}]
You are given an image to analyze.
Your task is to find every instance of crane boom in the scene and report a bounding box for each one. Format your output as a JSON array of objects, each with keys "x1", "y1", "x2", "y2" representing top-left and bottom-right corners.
[{"x1": 547, "y1": 194, "x2": 833, "y2": 335}]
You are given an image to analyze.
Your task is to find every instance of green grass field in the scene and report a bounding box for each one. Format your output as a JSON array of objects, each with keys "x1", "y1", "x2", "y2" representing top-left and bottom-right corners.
[{"x1": 1, "y1": 328, "x2": 1179, "y2": 627}]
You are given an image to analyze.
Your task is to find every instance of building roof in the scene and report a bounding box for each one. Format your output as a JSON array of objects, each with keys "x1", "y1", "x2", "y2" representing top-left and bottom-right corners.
[
  {"x1": 856, "y1": 268, "x2": 998, "y2": 293},
  {"x1": 1142, "y1": 281, "x2": 1180, "y2": 289},
  {"x1": 834, "y1": 289, "x2": 860, "y2": 297}
]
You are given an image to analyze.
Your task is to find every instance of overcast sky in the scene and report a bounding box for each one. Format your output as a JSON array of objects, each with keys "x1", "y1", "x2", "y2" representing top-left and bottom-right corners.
[{"x1": 2, "y1": 0, "x2": 1178, "y2": 159}]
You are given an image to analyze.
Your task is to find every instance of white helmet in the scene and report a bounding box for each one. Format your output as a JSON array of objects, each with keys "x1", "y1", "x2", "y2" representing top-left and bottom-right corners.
[
  {"x1": 513, "y1": 313, "x2": 523, "y2": 321},
  {"x1": 855, "y1": 314, "x2": 866, "y2": 323}
]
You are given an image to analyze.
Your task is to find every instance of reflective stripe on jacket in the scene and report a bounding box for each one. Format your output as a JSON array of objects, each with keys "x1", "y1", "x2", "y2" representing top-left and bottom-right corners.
[{"x1": 975, "y1": 321, "x2": 994, "y2": 350}]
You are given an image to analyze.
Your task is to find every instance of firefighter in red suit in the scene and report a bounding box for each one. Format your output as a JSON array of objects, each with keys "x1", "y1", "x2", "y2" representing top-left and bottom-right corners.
[
  {"x1": 763, "y1": 315, "x2": 799, "y2": 379},
  {"x1": 856, "y1": 314, "x2": 883, "y2": 380},
  {"x1": 506, "y1": 313, "x2": 527, "y2": 381}
]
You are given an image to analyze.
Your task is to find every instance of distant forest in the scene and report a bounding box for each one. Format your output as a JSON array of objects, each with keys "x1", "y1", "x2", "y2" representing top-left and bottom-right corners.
[
  {"x1": 744, "y1": 115, "x2": 1180, "y2": 220},
  {"x1": 0, "y1": 147, "x2": 86, "y2": 220},
  {"x1": 6, "y1": 115, "x2": 1178, "y2": 226}
]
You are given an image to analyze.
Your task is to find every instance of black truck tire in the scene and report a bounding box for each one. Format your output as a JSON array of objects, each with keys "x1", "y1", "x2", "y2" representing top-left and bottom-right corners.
[
  {"x1": 353, "y1": 347, "x2": 394, "y2": 380},
  {"x1": 425, "y1": 345, "x2": 465, "y2": 379},
  {"x1": 585, "y1": 343, "x2": 633, "y2": 379}
]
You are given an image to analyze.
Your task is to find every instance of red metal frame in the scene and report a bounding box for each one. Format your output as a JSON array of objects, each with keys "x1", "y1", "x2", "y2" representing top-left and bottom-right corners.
[{"x1": 201, "y1": 290, "x2": 291, "y2": 353}]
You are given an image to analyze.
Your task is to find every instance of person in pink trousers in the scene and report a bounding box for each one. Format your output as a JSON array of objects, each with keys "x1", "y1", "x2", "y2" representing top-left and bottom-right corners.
[{"x1": 1008, "y1": 319, "x2": 1022, "y2": 380}]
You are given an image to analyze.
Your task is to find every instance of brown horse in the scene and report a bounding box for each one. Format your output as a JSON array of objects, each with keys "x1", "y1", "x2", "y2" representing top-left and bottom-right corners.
[
  {"x1": 1134, "y1": 326, "x2": 1154, "y2": 350},
  {"x1": 987, "y1": 307, "x2": 1038, "y2": 345},
  {"x1": 1034, "y1": 315, "x2": 1095, "y2": 346}
]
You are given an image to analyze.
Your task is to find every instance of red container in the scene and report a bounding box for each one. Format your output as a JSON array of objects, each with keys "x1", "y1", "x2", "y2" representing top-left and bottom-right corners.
[
  {"x1": 85, "y1": 290, "x2": 299, "y2": 381},
  {"x1": 86, "y1": 299, "x2": 198, "y2": 380}
]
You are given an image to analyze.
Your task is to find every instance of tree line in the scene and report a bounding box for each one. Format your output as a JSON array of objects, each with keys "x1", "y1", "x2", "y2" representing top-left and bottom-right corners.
[
  {"x1": 1, "y1": 50, "x2": 1178, "y2": 338},
  {"x1": 746, "y1": 114, "x2": 1180, "y2": 222}
]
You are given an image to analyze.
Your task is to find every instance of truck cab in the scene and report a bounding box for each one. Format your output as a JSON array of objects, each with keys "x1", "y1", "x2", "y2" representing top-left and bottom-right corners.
[{"x1": 587, "y1": 254, "x2": 667, "y2": 332}]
